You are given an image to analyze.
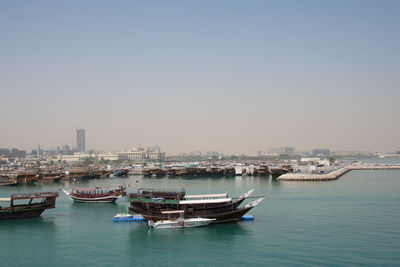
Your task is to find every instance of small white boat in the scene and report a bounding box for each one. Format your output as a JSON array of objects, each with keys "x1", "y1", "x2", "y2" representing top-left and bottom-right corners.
[
  {"x1": 113, "y1": 213, "x2": 146, "y2": 222},
  {"x1": 148, "y1": 210, "x2": 215, "y2": 229},
  {"x1": 114, "y1": 212, "x2": 134, "y2": 219}
]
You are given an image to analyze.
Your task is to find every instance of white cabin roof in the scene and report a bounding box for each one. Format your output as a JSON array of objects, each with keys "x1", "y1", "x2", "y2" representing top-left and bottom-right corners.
[
  {"x1": 179, "y1": 198, "x2": 231, "y2": 204},
  {"x1": 0, "y1": 197, "x2": 11, "y2": 202},
  {"x1": 184, "y1": 193, "x2": 227, "y2": 199}
]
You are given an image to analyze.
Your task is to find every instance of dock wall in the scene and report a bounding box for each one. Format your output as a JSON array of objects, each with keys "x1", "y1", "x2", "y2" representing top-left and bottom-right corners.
[{"x1": 277, "y1": 165, "x2": 400, "y2": 181}]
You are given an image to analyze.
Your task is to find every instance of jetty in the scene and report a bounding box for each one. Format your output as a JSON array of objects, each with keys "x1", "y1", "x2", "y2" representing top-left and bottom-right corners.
[{"x1": 277, "y1": 165, "x2": 400, "y2": 181}]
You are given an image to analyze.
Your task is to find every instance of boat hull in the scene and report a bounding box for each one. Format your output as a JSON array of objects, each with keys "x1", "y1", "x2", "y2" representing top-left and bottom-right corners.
[
  {"x1": 0, "y1": 206, "x2": 46, "y2": 220},
  {"x1": 152, "y1": 218, "x2": 214, "y2": 229},
  {"x1": 63, "y1": 189, "x2": 120, "y2": 203},
  {"x1": 68, "y1": 195, "x2": 118, "y2": 203},
  {"x1": 140, "y1": 206, "x2": 253, "y2": 223}
]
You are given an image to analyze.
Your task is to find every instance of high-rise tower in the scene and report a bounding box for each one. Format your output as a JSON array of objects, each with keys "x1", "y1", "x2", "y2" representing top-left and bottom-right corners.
[{"x1": 76, "y1": 129, "x2": 86, "y2": 152}]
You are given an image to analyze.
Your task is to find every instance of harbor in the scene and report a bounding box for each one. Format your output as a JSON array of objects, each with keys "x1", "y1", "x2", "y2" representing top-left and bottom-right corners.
[
  {"x1": 2, "y1": 161, "x2": 400, "y2": 185},
  {"x1": 1, "y1": 168, "x2": 400, "y2": 266}
]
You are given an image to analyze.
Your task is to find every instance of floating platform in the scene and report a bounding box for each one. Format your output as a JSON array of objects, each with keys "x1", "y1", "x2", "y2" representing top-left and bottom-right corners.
[
  {"x1": 113, "y1": 214, "x2": 146, "y2": 222},
  {"x1": 240, "y1": 214, "x2": 254, "y2": 221}
]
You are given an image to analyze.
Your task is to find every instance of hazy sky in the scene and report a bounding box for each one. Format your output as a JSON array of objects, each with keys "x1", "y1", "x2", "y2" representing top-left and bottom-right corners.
[{"x1": 1, "y1": 0, "x2": 399, "y2": 154}]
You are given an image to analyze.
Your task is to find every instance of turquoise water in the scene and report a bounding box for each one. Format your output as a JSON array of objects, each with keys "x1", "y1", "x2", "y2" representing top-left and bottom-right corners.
[{"x1": 1, "y1": 170, "x2": 400, "y2": 266}]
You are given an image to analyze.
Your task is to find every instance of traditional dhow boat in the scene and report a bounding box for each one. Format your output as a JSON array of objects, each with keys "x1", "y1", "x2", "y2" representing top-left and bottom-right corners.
[
  {"x1": 37, "y1": 171, "x2": 63, "y2": 182},
  {"x1": 62, "y1": 186, "x2": 126, "y2": 203},
  {"x1": 257, "y1": 165, "x2": 271, "y2": 176},
  {"x1": 113, "y1": 169, "x2": 130, "y2": 177},
  {"x1": 0, "y1": 192, "x2": 59, "y2": 219},
  {"x1": 148, "y1": 210, "x2": 215, "y2": 229},
  {"x1": 0, "y1": 173, "x2": 18, "y2": 186},
  {"x1": 128, "y1": 189, "x2": 263, "y2": 223}
]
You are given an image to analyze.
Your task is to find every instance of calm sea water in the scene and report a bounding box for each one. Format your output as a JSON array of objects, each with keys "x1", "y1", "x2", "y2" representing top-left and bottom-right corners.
[{"x1": 1, "y1": 168, "x2": 400, "y2": 266}]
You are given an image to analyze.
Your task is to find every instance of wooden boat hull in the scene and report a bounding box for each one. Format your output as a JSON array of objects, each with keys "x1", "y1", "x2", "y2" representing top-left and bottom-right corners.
[
  {"x1": 140, "y1": 206, "x2": 253, "y2": 223},
  {"x1": 0, "y1": 207, "x2": 46, "y2": 220},
  {"x1": 62, "y1": 189, "x2": 119, "y2": 203},
  {"x1": 0, "y1": 181, "x2": 18, "y2": 186},
  {"x1": 40, "y1": 175, "x2": 62, "y2": 182},
  {"x1": 129, "y1": 199, "x2": 245, "y2": 216},
  {"x1": 0, "y1": 191, "x2": 58, "y2": 220},
  {"x1": 69, "y1": 196, "x2": 118, "y2": 203}
]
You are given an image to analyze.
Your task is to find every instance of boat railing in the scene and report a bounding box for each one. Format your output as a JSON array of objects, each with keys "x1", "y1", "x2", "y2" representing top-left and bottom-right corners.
[
  {"x1": 11, "y1": 192, "x2": 59, "y2": 200},
  {"x1": 138, "y1": 188, "x2": 185, "y2": 194}
]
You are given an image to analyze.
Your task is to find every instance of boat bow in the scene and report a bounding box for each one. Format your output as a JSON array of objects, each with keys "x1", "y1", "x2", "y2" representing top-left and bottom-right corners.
[
  {"x1": 62, "y1": 189, "x2": 71, "y2": 196},
  {"x1": 244, "y1": 197, "x2": 265, "y2": 209},
  {"x1": 238, "y1": 189, "x2": 255, "y2": 200}
]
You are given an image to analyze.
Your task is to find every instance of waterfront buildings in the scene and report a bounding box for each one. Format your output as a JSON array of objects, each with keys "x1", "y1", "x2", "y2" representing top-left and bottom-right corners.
[
  {"x1": 0, "y1": 148, "x2": 26, "y2": 160},
  {"x1": 0, "y1": 148, "x2": 11, "y2": 158},
  {"x1": 76, "y1": 129, "x2": 86, "y2": 152},
  {"x1": 32, "y1": 144, "x2": 74, "y2": 158},
  {"x1": 117, "y1": 147, "x2": 165, "y2": 161}
]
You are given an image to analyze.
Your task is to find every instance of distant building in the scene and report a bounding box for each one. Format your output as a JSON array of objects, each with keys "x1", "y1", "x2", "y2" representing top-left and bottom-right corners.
[
  {"x1": 0, "y1": 148, "x2": 25, "y2": 159},
  {"x1": 264, "y1": 153, "x2": 280, "y2": 158},
  {"x1": 206, "y1": 151, "x2": 220, "y2": 157},
  {"x1": 0, "y1": 148, "x2": 11, "y2": 158},
  {"x1": 189, "y1": 151, "x2": 202, "y2": 157},
  {"x1": 300, "y1": 157, "x2": 321, "y2": 163},
  {"x1": 98, "y1": 153, "x2": 119, "y2": 161},
  {"x1": 57, "y1": 153, "x2": 93, "y2": 162},
  {"x1": 312, "y1": 149, "x2": 331, "y2": 157},
  {"x1": 152, "y1": 146, "x2": 161, "y2": 152},
  {"x1": 118, "y1": 147, "x2": 165, "y2": 161},
  {"x1": 76, "y1": 129, "x2": 86, "y2": 152},
  {"x1": 267, "y1": 147, "x2": 296, "y2": 155},
  {"x1": 58, "y1": 144, "x2": 74, "y2": 155},
  {"x1": 11, "y1": 148, "x2": 26, "y2": 158}
]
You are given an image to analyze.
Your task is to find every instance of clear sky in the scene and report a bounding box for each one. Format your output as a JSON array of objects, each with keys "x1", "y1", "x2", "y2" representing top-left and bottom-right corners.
[{"x1": 0, "y1": 0, "x2": 399, "y2": 154}]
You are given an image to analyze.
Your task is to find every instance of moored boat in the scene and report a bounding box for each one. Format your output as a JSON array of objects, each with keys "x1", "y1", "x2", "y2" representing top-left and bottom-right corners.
[
  {"x1": 113, "y1": 212, "x2": 146, "y2": 222},
  {"x1": 0, "y1": 173, "x2": 18, "y2": 186},
  {"x1": 128, "y1": 189, "x2": 263, "y2": 223},
  {"x1": 63, "y1": 186, "x2": 126, "y2": 203},
  {"x1": 0, "y1": 192, "x2": 59, "y2": 219},
  {"x1": 113, "y1": 169, "x2": 129, "y2": 177}
]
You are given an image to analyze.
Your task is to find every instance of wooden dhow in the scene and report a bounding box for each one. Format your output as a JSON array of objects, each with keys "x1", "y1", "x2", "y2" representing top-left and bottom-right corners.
[
  {"x1": 0, "y1": 192, "x2": 59, "y2": 219},
  {"x1": 128, "y1": 189, "x2": 263, "y2": 223},
  {"x1": 63, "y1": 186, "x2": 126, "y2": 203}
]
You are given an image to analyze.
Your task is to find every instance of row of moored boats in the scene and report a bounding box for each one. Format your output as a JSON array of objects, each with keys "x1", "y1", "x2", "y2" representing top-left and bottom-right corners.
[{"x1": 1, "y1": 187, "x2": 264, "y2": 229}]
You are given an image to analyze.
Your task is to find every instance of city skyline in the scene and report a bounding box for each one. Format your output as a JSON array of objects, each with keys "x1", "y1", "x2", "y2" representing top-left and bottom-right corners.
[{"x1": 1, "y1": 1, "x2": 399, "y2": 154}]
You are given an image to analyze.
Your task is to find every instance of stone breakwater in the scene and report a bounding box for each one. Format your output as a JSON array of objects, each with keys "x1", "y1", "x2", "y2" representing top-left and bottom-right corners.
[{"x1": 277, "y1": 165, "x2": 400, "y2": 181}]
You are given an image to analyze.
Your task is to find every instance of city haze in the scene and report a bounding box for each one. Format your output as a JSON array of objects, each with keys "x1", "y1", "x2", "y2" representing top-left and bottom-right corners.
[{"x1": 1, "y1": 1, "x2": 399, "y2": 154}]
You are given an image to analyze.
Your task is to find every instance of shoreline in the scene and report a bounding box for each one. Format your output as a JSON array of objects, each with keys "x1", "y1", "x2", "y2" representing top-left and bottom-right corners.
[{"x1": 277, "y1": 165, "x2": 400, "y2": 181}]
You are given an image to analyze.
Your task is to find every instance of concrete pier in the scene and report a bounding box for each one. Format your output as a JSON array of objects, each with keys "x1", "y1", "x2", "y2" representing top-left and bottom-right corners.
[{"x1": 277, "y1": 165, "x2": 400, "y2": 181}]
